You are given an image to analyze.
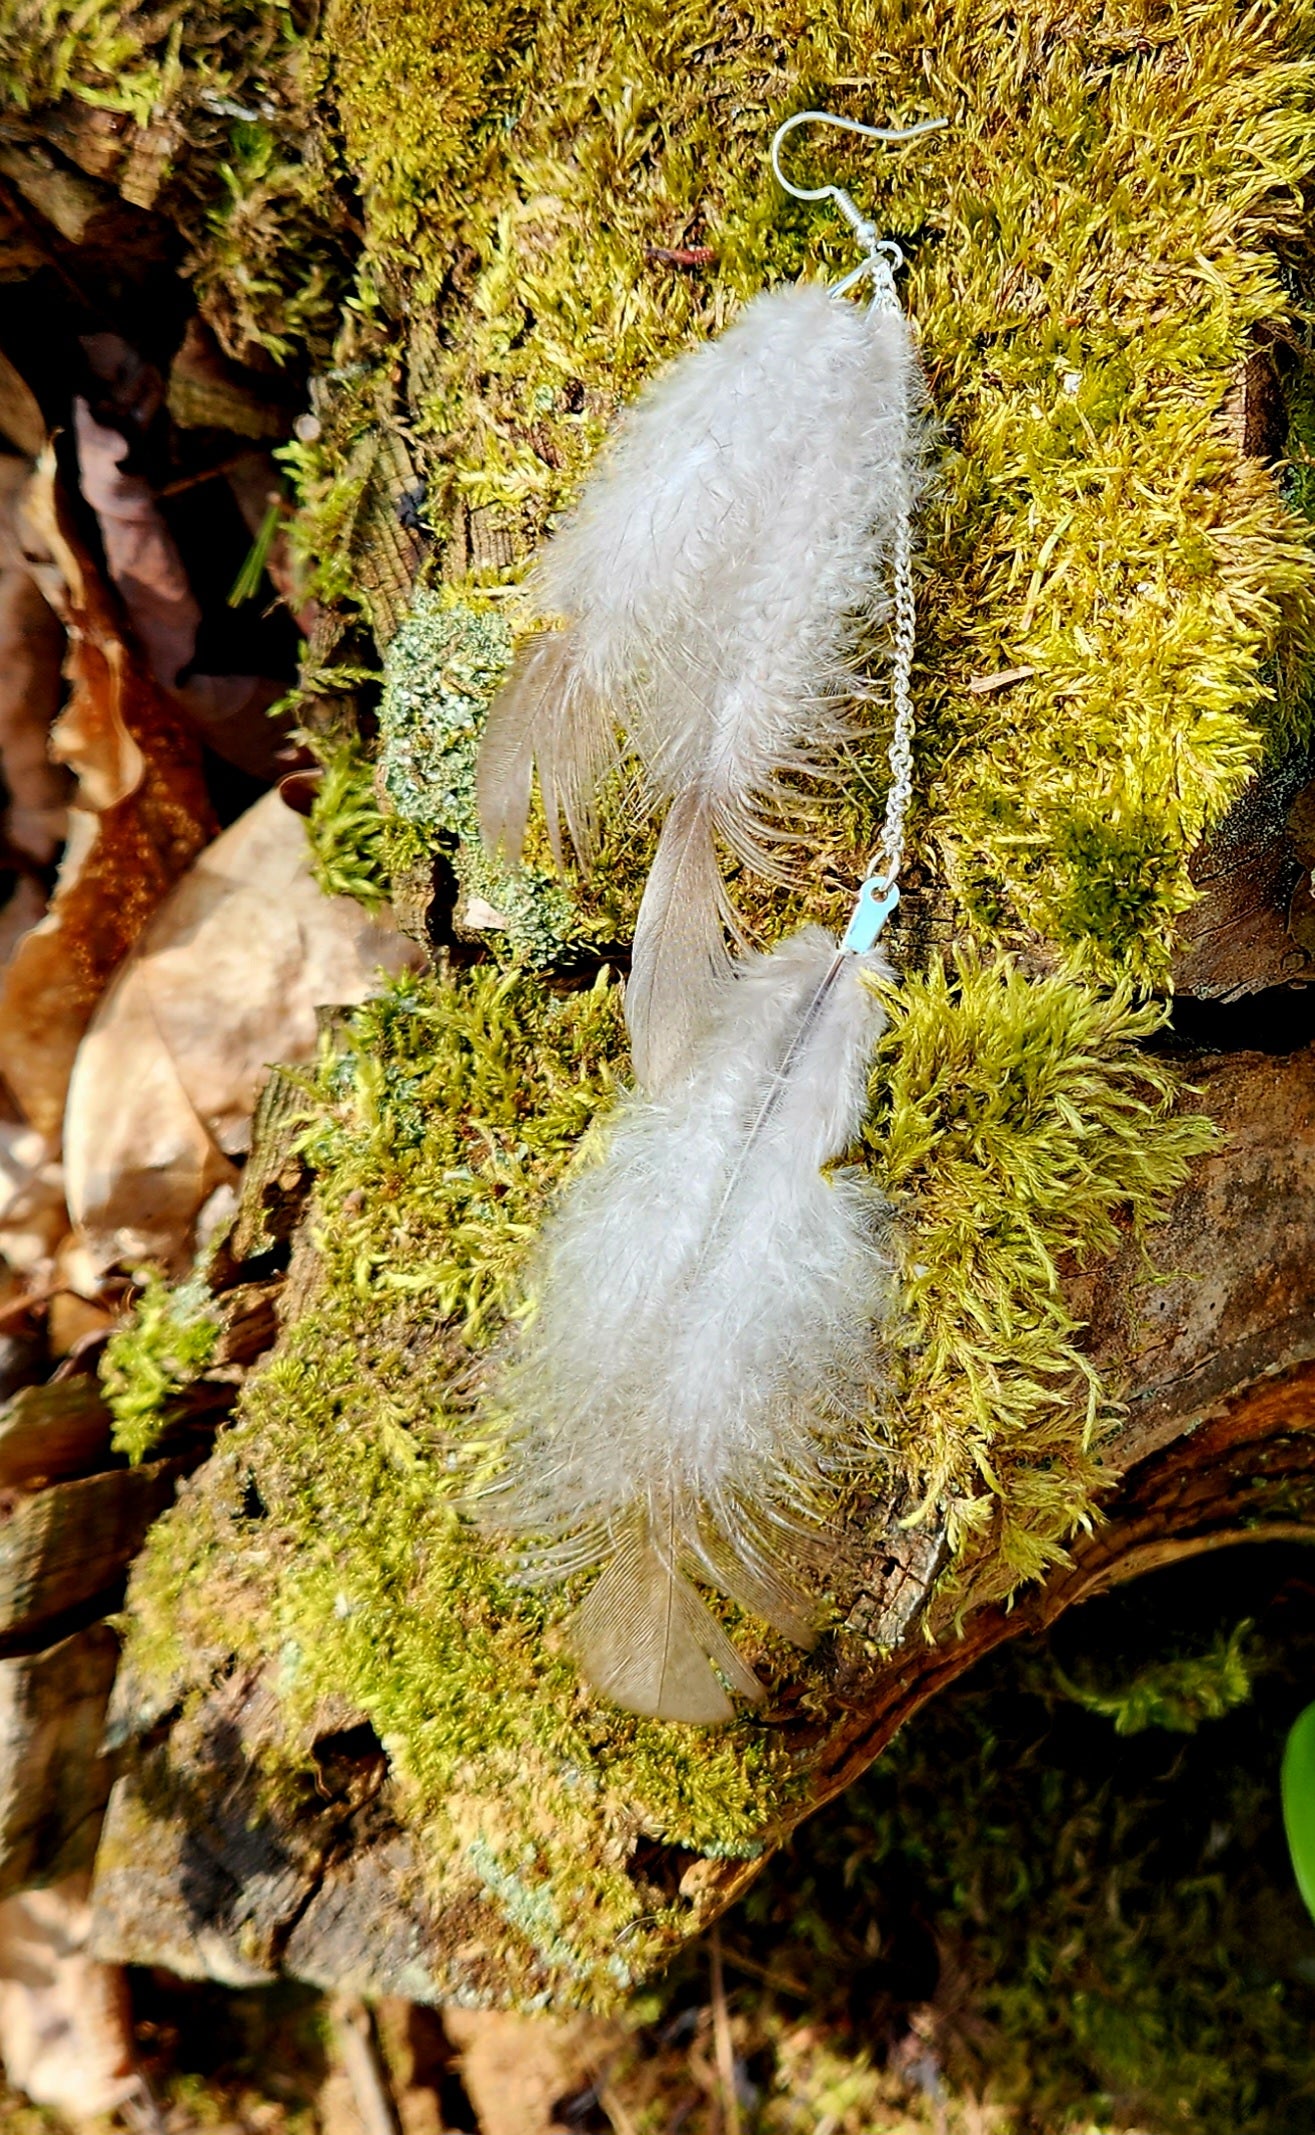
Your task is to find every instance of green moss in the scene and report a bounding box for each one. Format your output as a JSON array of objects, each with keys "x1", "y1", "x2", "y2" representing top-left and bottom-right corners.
[
  {"x1": 305, "y1": 740, "x2": 391, "y2": 913},
  {"x1": 276, "y1": 390, "x2": 385, "y2": 609},
  {"x1": 301, "y1": 0, "x2": 1315, "y2": 990},
  {"x1": 22, "y1": 0, "x2": 1315, "y2": 980},
  {"x1": 120, "y1": 948, "x2": 1211, "y2": 1994},
  {"x1": 865, "y1": 954, "x2": 1214, "y2": 1604},
  {"x1": 1049, "y1": 1616, "x2": 1255, "y2": 1735},
  {"x1": 0, "y1": 2, "x2": 351, "y2": 366},
  {"x1": 723, "y1": 1553, "x2": 1315, "y2": 2133},
  {"x1": 102, "y1": 1272, "x2": 221, "y2": 1464},
  {"x1": 38, "y1": 0, "x2": 1315, "y2": 2004}
]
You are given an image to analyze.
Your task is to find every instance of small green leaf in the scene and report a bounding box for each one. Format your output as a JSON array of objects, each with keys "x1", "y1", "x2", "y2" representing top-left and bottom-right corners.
[{"x1": 1281, "y1": 1701, "x2": 1315, "y2": 1923}]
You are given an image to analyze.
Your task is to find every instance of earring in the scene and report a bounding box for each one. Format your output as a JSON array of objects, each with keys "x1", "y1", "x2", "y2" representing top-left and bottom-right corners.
[{"x1": 478, "y1": 110, "x2": 942, "y2": 1724}]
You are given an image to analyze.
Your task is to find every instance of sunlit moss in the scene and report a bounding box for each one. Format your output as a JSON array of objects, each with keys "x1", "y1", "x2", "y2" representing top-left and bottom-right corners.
[
  {"x1": 865, "y1": 954, "x2": 1214, "y2": 1605},
  {"x1": 311, "y1": 0, "x2": 1315, "y2": 987},
  {"x1": 305, "y1": 740, "x2": 391, "y2": 913},
  {"x1": 103, "y1": 1272, "x2": 221, "y2": 1465}
]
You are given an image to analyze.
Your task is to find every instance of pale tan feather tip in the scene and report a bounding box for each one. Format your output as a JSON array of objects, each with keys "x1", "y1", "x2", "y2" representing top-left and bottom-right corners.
[{"x1": 569, "y1": 1522, "x2": 765, "y2": 1726}]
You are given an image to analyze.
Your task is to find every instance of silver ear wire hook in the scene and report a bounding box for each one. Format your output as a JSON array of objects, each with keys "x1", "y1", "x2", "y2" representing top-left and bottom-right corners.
[
  {"x1": 770, "y1": 108, "x2": 946, "y2": 306},
  {"x1": 770, "y1": 108, "x2": 944, "y2": 933}
]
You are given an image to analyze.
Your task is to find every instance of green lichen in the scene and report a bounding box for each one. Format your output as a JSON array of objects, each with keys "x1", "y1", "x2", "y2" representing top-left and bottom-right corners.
[
  {"x1": 102, "y1": 1272, "x2": 221, "y2": 1465},
  {"x1": 377, "y1": 591, "x2": 622, "y2": 963}
]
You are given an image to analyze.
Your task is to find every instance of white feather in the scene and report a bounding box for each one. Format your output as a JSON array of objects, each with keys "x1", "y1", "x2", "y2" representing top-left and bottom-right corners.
[
  {"x1": 483, "y1": 926, "x2": 894, "y2": 1723},
  {"x1": 475, "y1": 282, "x2": 925, "y2": 1087}
]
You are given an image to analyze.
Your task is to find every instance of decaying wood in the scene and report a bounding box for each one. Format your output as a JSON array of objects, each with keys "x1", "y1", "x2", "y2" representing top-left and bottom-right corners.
[
  {"x1": 0, "y1": 1378, "x2": 110, "y2": 1490},
  {"x1": 0, "y1": 1625, "x2": 118, "y2": 1898},
  {"x1": 86, "y1": 762, "x2": 1315, "y2": 1996},
  {"x1": 1172, "y1": 753, "x2": 1315, "y2": 999},
  {"x1": 0, "y1": 1459, "x2": 178, "y2": 1656}
]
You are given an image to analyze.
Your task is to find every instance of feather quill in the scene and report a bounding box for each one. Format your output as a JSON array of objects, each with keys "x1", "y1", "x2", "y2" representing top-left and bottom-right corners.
[
  {"x1": 483, "y1": 925, "x2": 893, "y2": 1723},
  {"x1": 476, "y1": 282, "x2": 924, "y2": 1088}
]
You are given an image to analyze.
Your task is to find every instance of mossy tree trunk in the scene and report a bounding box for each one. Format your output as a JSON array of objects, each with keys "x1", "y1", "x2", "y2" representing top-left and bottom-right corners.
[
  {"x1": 4, "y1": 0, "x2": 1315, "y2": 2011},
  {"x1": 88, "y1": 1005, "x2": 1315, "y2": 2001}
]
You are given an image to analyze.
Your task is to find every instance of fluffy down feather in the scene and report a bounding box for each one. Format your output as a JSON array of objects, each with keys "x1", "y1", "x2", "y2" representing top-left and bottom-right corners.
[
  {"x1": 475, "y1": 282, "x2": 924, "y2": 1089},
  {"x1": 483, "y1": 926, "x2": 894, "y2": 1723}
]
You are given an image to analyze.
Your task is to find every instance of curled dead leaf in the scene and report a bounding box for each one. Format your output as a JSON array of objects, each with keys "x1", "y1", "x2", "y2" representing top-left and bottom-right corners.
[
  {"x1": 0, "y1": 457, "x2": 67, "y2": 866},
  {"x1": 0, "y1": 353, "x2": 43, "y2": 461},
  {"x1": 74, "y1": 400, "x2": 291, "y2": 779},
  {"x1": 0, "y1": 452, "x2": 215, "y2": 1139}
]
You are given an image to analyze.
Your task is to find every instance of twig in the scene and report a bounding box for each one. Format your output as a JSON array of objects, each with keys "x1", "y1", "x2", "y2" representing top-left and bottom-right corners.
[
  {"x1": 646, "y1": 244, "x2": 716, "y2": 269},
  {"x1": 709, "y1": 1924, "x2": 741, "y2": 2135},
  {"x1": 717, "y1": 1941, "x2": 810, "y2": 1998},
  {"x1": 331, "y1": 1996, "x2": 399, "y2": 2135},
  {"x1": 599, "y1": 2081, "x2": 641, "y2": 2135},
  {"x1": 966, "y1": 664, "x2": 1036, "y2": 695},
  {"x1": 0, "y1": 1283, "x2": 79, "y2": 1329},
  {"x1": 157, "y1": 453, "x2": 257, "y2": 497}
]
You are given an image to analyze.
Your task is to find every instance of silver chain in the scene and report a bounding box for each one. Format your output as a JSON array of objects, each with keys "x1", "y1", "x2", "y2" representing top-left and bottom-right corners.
[{"x1": 869, "y1": 501, "x2": 916, "y2": 890}]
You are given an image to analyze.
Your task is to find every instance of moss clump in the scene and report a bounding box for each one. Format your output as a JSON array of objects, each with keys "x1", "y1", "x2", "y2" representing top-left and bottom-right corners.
[
  {"x1": 0, "y1": 2, "x2": 351, "y2": 367},
  {"x1": 865, "y1": 954, "x2": 1214, "y2": 1604},
  {"x1": 21, "y1": 0, "x2": 1315, "y2": 979},
  {"x1": 35, "y1": 0, "x2": 1315, "y2": 2003},
  {"x1": 102, "y1": 1272, "x2": 221, "y2": 1464},
  {"x1": 306, "y1": 0, "x2": 1315, "y2": 991},
  {"x1": 305, "y1": 740, "x2": 391, "y2": 913},
  {"x1": 1050, "y1": 1616, "x2": 1254, "y2": 1736},
  {"x1": 718, "y1": 1552, "x2": 1315, "y2": 2133},
  {"x1": 33, "y1": 0, "x2": 1314, "y2": 986}
]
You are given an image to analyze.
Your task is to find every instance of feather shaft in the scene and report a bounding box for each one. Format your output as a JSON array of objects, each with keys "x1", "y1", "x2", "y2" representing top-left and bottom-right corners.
[
  {"x1": 625, "y1": 788, "x2": 736, "y2": 1092},
  {"x1": 484, "y1": 925, "x2": 894, "y2": 1720},
  {"x1": 475, "y1": 283, "x2": 925, "y2": 1087}
]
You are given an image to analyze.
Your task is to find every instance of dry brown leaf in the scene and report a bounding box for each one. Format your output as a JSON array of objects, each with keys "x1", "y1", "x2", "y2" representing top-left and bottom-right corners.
[
  {"x1": 0, "y1": 1122, "x2": 65, "y2": 1280},
  {"x1": 167, "y1": 316, "x2": 286, "y2": 440},
  {"x1": 64, "y1": 963, "x2": 235, "y2": 1278},
  {"x1": 74, "y1": 400, "x2": 289, "y2": 777},
  {"x1": 442, "y1": 2010, "x2": 625, "y2": 2135},
  {"x1": 73, "y1": 400, "x2": 199, "y2": 699},
  {"x1": 0, "y1": 1874, "x2": 138, "y2": 2117},
  {"x1": 0, "y1": 452, "x2": 215, "y2": 1139},
  {"x1": 64, "y1": 787, "x2": 423, "y2": 1275},
  {"x1": 0, "y1": 356, "x2": 43, "y2": 463},
  {"x1": 0, "y1": 456, "x2": 69, "y2": 867}
]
